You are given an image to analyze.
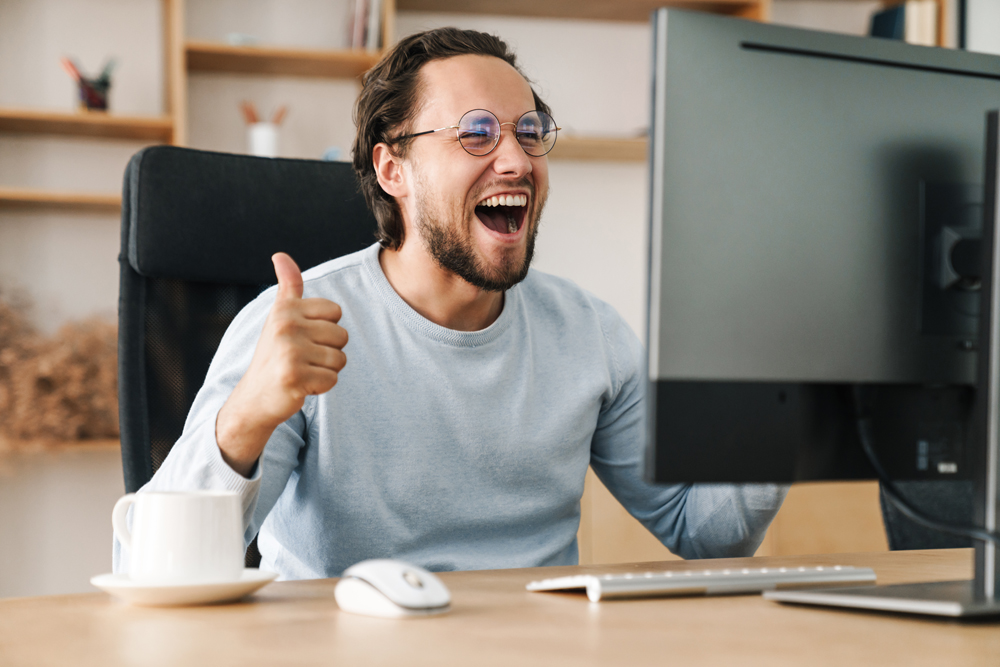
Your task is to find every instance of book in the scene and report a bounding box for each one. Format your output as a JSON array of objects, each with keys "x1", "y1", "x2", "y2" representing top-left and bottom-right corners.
[
  {"x1": 870, "y1": 4, "x2": 905, "y2": 39},
  {"x1": 350, "y1": 0, "x2": 368, "y2": 50},
  {"x1": 870, "y1": 0, "x2": 938, "y2": 47},
  {"x1": 366, "y1": 0, "x2": 383, "y2": 52}
]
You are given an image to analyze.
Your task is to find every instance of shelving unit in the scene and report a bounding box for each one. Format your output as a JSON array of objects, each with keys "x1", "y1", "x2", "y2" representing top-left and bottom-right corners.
[
  {"x1": 0, "y1": 108, "x2": 173, "y2": 142},
  {"x1": 0, "y1": 187, "x2": 121, "y2": 212},
  {"x1": 169, "y1": 0, "x2": 396, "y2": 154},
  {"x1": 0, "y1": 0, "x2": 185, "y2": 212},
  {"x1": 10, "y1": 0, "x2": 934, "y2": 191},
  {"x1": 0, "y1": 437, "x2": 121, "y2": 457},
  {"x1": 552, "y1": 136, "x2": 648, "y2": 163},
  {"x1": 173, "y1": 0, "x2": 768, "y2": 163},
  {"x1": 0, "y1": 0, "x2": 771, "y2": 211},
  {"x1": 186, "y1": 41, "x2": 382, "y2": 79}
]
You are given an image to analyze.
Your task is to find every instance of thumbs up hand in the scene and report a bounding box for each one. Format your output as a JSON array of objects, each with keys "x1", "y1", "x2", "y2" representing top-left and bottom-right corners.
[
  {"x1": 216, "y1": 252, "x2": 348, "y2": 476},
  {"x1": 273, "y1": 251, "x2": 305, "y2": 301}
]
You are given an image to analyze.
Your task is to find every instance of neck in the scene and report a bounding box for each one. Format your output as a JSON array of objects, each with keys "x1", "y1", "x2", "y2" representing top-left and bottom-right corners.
[{"x1": 379, "y1": 244, "x2": 505, "y2": 332}]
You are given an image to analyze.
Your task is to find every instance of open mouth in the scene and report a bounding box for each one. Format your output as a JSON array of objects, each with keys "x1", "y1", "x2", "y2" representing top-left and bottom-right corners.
[{"x1": 474, "y1": 194, "x2": 528, "y2": 236}]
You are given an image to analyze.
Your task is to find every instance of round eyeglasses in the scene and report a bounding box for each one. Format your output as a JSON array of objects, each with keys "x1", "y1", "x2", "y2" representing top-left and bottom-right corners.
[{"x1": 387, "y1": 109, "x2": 560, "y2": 157}]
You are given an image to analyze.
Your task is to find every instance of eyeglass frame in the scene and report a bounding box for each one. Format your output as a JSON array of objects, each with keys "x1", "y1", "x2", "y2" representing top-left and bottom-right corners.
[{"x1": 385, "y1": 109, "x2": 561, "y2": 157}]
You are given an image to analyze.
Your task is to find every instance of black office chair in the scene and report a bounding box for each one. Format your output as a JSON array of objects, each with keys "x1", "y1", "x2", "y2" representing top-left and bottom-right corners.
[{"x1": 118, "y1": 145, "x2": 377, "y2": 566}]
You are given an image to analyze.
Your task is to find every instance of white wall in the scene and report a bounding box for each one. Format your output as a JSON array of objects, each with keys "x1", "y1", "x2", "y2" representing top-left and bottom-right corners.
[
  {"x1": 185, "y1": 0, "x2": 353, "y2": 48},
  {"x1": 0, "y1": 446, "x2": 123, "y2": 598},
  {"x1": 771, "y1": 0, "x2": 881, "y2": 35},
  {"x1": 0, "y1": 0, "x2": 879, "y2": 597},
  {"x1": 966, "y1": 0, "x2": 1000, "y2": 55}
]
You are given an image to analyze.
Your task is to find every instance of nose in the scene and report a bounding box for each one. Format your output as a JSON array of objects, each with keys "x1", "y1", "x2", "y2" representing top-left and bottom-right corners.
[{"x1": 490, "y1": 124, "x2": 532, "y2": 178}]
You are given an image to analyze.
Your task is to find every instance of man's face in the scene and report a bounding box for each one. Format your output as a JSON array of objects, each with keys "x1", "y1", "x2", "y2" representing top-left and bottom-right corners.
[{"x1": 400, "y1": 55, "x2": 549, "y2": 292}]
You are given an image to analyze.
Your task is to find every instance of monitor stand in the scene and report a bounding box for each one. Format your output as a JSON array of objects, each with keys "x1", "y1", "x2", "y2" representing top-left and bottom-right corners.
[
  {"x1": 766, "y1": 111, "x2": 1000, "y2": 619},
  {"x1": 764, "y1": 580, "x2": 1000, "y2": 618}
]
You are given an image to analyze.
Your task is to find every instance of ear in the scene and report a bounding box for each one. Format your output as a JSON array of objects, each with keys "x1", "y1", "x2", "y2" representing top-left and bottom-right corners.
[{"x1": 373, "y1": 143, "x2": 408, "y2": 198}]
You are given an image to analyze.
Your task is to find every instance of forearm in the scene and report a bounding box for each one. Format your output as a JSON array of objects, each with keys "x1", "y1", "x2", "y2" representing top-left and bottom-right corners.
[
  {"x1": 594, "y1": 457, "x2": 788, "y2": 559},
  {"x1": 216, "y1": 387, "x2": 283, "y2": 477}
]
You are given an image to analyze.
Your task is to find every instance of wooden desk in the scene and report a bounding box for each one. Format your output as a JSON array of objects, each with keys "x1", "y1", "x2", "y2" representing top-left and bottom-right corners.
[{"x1": 0, "y1": 550, "x2": 996, "y2": 666}]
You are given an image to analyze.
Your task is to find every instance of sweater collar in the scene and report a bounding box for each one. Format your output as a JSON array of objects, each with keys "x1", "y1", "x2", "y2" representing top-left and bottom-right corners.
[{"x1": 362, "y1": 243, "x2": 519, "y2": 347}]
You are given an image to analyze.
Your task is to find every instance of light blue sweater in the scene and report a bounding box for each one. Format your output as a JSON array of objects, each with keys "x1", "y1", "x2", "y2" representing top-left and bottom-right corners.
[{"x1": 115, "y1": 243, "x2": 785, "y2": 578}]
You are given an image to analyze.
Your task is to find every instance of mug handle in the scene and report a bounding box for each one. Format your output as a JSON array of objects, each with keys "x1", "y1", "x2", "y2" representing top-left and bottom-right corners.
[{"x1": 112, "y1": 493, "x2": 137, "y2": 550}]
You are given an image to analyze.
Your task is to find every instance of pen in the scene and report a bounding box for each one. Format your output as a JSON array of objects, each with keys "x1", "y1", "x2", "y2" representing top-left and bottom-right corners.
[
  {"x1": 239, "y1": 100, "x2": 259, "y2": 124},
  {"x1": 60, "y1": 57, "x2": 82, "y2": 82},
  {"x1": 98, "y1": 58, "x2": 117, "y2": 83},
  {"x1": 271, "y1": 105, "x2": 288, "y2": 125}
]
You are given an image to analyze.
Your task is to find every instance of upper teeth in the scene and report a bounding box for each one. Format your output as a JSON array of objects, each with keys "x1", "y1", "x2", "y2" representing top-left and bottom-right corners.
[{"x1": 479, "y1": 194, "x2": 527, "y2": 207}]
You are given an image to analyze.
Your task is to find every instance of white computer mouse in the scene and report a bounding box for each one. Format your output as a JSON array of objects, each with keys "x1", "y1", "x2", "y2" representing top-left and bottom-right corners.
[{"x1": 334, "y1": 559, "x2": 451, "y2": 618}]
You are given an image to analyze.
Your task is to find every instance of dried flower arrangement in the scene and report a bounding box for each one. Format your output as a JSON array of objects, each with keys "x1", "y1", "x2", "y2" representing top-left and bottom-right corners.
[{"x1": 0, "y1": 296, "x2": 118, "y2": 449}]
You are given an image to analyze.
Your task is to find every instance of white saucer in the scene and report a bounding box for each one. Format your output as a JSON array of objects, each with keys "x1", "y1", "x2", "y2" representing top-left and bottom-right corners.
[{"x1": 90, "y1": 568, "x2": 277, "y2": 607}]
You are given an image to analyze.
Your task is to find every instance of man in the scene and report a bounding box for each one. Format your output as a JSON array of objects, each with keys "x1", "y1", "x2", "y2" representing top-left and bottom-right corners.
[{"x1": 115, "y1": 28, "x2": 785, "y2": 579}]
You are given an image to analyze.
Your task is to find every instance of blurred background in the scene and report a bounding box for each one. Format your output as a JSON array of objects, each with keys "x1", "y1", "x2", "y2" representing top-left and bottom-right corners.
[{"x1": 0, "y1": 0, "x2": 997, "y2": 598}]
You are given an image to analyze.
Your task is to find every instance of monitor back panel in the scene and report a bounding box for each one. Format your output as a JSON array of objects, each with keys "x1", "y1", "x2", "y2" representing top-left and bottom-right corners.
[
  {"x1": 649, "y1": 11, "x2": 1000, "y2": 387},
  {"x1": 647, "y1": 11, "x2": 1000, "y2": 482}
]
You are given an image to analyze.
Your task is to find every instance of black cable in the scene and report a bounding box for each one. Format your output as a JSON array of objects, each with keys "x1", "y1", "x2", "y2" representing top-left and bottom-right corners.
[{"x1": 852, "y1": 386, "x2": 1000, "y2": 547}]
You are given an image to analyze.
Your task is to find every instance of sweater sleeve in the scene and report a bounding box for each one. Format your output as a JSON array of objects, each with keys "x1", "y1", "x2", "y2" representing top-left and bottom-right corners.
[
  {"x1": 587, "y1": 303, "x2": 788, "y2": 560},
  {"x1": 113, "y1": 287, "x2": 306, "y2": 574}
]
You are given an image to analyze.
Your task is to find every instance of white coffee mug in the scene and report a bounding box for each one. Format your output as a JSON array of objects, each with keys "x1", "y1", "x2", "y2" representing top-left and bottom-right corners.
[{"x1": 112, "y1": 491, "x2": 244, "y2": 585}]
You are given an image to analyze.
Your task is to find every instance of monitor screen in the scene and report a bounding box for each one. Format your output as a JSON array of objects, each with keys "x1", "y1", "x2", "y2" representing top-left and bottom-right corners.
[{"x1": 645, "y1": 10, "x2": 1000, "y2": 484}]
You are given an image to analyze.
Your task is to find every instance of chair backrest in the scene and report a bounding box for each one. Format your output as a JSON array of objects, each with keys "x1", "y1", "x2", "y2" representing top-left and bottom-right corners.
[
  {"x1": 118, "y1": 146, "x2": 377, "y2": 562},
  {"x1": 880, "y1": 480, "x2": 974, "y2": 550}
]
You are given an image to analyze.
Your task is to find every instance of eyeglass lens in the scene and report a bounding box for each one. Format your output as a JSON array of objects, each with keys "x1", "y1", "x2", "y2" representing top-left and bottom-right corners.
[{"x1": 457, "y1": 110, "x2": 558, "y2": 157}]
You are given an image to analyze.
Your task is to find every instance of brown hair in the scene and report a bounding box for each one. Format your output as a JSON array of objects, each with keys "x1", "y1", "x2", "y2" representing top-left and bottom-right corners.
[{"x1": 352, "y1": 27, "x2": 551, "y2": 249}]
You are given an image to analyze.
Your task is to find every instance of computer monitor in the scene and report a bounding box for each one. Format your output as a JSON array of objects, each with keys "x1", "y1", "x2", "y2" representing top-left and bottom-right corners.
[{"x1": 645, "y1": 10, "x2": 999, "y2": 616}]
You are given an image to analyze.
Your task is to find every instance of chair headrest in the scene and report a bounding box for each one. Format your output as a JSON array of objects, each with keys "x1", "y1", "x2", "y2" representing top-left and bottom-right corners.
[{"x1": 122, "y1": 146, "x2": 378, "y2": 284}]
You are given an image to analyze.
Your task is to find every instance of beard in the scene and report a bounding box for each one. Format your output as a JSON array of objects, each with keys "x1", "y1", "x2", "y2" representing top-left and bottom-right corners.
[{"x1": 415, "y1": 178, "x2": 545, "y2": 293}]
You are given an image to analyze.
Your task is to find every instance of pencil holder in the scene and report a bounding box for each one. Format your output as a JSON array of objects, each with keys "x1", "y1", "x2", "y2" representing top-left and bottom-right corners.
[
  {"x1": 248, "y1": 122, "x2": 278, "y2": 157},
  {"x1": 77, "y1": 77, "x2": 110, "y2": 111}
]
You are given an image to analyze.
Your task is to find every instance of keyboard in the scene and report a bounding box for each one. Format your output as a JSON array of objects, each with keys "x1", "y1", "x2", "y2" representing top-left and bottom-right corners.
[{"x1": 526, "y1": 565, "x2": 876, "y2": 602}]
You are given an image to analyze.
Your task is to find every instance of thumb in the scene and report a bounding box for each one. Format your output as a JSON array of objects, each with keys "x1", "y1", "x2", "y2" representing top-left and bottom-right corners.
[{"x1": 272, "y1": 252, "x2": 303, "y2": 300}]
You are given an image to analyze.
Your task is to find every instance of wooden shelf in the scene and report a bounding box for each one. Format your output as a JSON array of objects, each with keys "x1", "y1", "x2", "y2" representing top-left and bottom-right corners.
[
  {"x1": 0, "y1": 438, "x2": 120, "y2": 454},
  {"x1": 0, "y1": 187, "x2": 121, "y2": 212},
  {"x1": 0, "y1": 107, "x2": 173, "y2": 142},
  {"x1": 0, "y1": 438, "x2": 120, "y2": 469},
  {"x1": 186, "y1": 41, "x2": 382, "y2": 79},
  {"x1": 550, "y1": 136, "x2": 647, "y2": 162},
  {"x1": 396, "y1": 0, "x2": 766, "y2": 22}
]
